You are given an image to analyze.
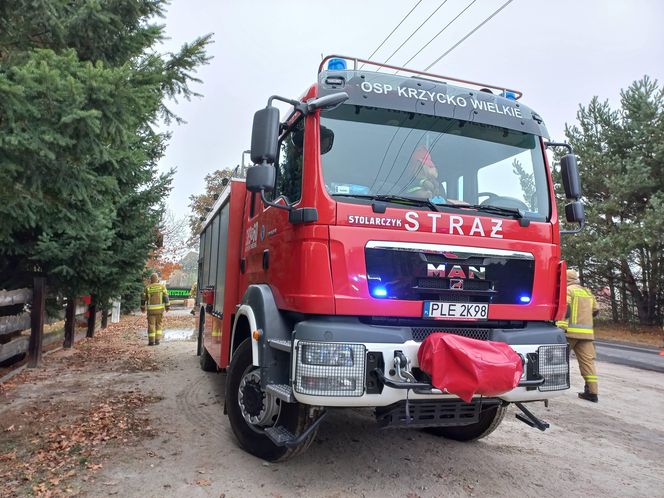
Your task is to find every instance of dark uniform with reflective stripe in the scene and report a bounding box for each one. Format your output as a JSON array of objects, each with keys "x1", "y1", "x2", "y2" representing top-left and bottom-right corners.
[
  {"x1": 557, "y1": 270, "x2": 599, "y2": 399},
  {"x1": 141, "y1": 274, "x2": 170, "y2": 345}
]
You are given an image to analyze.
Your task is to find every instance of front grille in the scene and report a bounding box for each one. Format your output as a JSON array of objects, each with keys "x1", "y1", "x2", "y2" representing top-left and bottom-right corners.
[
  {"x1": 412, "y1": 327, "x2": 492, "y2": 342},
  {"x1": 416, "y1": 278, "x2": 493, "y2": 291},
  {"x1": 537, "y1": 344, "x2": 570, "y2": 392}
]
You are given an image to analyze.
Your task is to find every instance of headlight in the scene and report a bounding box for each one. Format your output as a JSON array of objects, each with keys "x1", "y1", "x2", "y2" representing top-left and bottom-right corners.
[
  {"x1": 537, "y1": 344, "x2": 569, "y2": 392},
  {"x1": 301, "y1": 343, "x2": 354, "y2": 366},
  {"x1": 295, "y1": 341, "x2": 366, "y2": 397}
]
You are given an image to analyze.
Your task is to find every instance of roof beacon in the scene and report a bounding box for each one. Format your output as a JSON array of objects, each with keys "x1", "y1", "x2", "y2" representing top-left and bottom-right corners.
[{"x1": 327, "y1": 58, "x2": 347, "y2": 70}]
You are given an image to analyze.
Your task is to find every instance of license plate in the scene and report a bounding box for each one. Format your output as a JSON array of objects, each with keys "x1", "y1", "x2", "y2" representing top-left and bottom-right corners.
[{"x1": 423, "y1": 301, "x2": 488, "y2": 321}]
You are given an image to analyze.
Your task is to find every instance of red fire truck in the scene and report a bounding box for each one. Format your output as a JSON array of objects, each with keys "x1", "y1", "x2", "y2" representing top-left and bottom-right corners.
[{"x1": 196, "y1": 55, "x2": 584, "y2": 461}]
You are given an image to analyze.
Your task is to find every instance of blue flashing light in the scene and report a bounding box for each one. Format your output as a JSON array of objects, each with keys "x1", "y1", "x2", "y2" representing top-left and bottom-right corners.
[
  {"x1": 372, "y1": 286, "x2": 388, "y2": 298},
  {"x1": 327, "y1": 58, "x2": 347, "y2": 70},
  {"x1": 519, "y1": 295, "x2": 531, "y2": 304},
  {"x1": 503, "y1": 91, "x2": 517, "y2": 101}
]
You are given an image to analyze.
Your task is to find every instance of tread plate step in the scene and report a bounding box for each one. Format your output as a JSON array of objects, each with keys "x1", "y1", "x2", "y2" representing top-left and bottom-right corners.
[
  {"x1": 268, "y1": 338, "x2": 292, "y2": 352},
  {"x1": 266, "y1": 384, "x2": 295, "y2": 403},
  {"x1": 265, "y1": 425, "x2": 295, "y2": 447}
]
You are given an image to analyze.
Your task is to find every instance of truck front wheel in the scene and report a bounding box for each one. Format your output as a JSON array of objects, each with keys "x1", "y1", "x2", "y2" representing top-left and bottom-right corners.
[
  {"x1": 226, "y1": 339, "x2": 318, "y2": 461},
  {"x1": 425, "y1": 404, "x2": 507, "y2": 442}
]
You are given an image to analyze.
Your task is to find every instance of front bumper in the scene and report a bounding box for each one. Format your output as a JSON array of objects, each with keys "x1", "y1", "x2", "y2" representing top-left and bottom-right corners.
[{"x1": 290, "y1": 317, "x2": 569, "y2": 407}]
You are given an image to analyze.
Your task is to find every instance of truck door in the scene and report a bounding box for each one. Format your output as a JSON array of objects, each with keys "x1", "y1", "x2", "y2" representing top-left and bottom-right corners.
[{"x1": 242, "y1": 120, "x2": 305, "y2": 298}]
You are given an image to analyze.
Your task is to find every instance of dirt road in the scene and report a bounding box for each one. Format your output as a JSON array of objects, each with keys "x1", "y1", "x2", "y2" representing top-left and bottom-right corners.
[{"x1": 2, "y1": 314, "x2": 663, "y2": 497}]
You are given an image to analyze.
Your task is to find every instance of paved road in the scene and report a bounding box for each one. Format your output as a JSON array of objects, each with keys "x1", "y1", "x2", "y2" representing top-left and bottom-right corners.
[{"x1": 595, "y1": 339, "x2": 664, "y2": 373}]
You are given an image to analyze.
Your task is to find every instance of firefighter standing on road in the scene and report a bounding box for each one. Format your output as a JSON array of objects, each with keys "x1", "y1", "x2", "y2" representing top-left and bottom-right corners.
[
  {"x1": 557, "y1": 269, "x2": 600, "y2": 402},
  {"x1": 141, "y1": 273, "x2": 170, "y2": 346}
]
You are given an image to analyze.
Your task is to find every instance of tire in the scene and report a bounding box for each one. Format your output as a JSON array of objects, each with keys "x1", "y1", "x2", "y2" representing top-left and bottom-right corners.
[
  {"x1": 425, "y1": 403, "x2": 507, "y2": 442},
  {"x1": 199, "y1": 346, "x2": 218, "y2": 372},
  {"x1": 226, "y1": 339, "x2": 319, "y2": 461},
  {"x1": 196, "y1": 308, "x2": 205, "y2": 356}
]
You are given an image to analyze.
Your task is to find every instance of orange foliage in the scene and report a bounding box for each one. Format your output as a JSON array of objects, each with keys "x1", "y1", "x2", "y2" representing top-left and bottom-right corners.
[{"x1": 145, "y1": 259, "x2": 182, "y2": 280}]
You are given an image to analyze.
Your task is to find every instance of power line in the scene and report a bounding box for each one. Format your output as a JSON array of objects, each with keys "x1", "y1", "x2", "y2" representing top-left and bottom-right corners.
[
  {"x1": 400, "y1": 0, "x2": 477, "y2": 70},
  {"x1": 378, "y1": 0, "x2": 449, "y2": 70},
  {"x1": 423, "y1": 0, "x2": 514, "y2": 72},
  {"x1": 362, "y1": 0, "x2": 422, "y2": 68}
]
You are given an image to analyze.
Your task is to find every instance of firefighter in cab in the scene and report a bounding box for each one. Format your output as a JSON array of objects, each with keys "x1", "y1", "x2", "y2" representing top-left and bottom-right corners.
[
  {"x1": 557, "y1": 269, "x2": 600, "y2": 402},
  {"x1": 141, "y1": 273, "x2": 170, "y2": 346}
]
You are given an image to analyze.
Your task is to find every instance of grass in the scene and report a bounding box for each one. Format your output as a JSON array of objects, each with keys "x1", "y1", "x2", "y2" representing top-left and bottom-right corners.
[{"x1": 594, "y1": 321, "x2": 663, "y2": 347}]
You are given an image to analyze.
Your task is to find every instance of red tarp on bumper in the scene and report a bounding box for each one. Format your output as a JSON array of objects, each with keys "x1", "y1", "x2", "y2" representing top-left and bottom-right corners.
[{"x1": 417, "y1": 333, "x2": 523, "y2": 403}]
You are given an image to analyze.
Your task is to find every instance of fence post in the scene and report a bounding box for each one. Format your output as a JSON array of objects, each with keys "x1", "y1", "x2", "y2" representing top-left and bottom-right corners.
[
  {"x1": 86, "y1": 294, "x2": 96, "y2": 338},
  {"x1": 111, "y1": 300, "x2": 121, "y2": 323},
  {"x1": 64, "y1": 297, "x2": 75, "y2": 348},
  {"x1": 27, "y1": 276, "x2": 45, "y2": 368}
]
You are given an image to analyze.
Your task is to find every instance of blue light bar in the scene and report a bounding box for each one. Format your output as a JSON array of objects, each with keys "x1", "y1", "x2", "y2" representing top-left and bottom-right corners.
[
  {"x1": 327, "y1": 58, "x2": 347, "y2": 70},
  {"x1": 372, "y1": 286, "x2": 388, "y2": 298},
  {"x1": 503, "y1": 91, "x2": 517, "y2": 101},
  {"x1": 519, "y1": 295, "x2": 531, "y2": 303}
]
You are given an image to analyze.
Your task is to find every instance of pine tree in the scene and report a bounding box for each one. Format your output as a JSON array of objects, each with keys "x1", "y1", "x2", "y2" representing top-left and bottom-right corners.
[
  {"x1": 0, "y1": 1, "x2": 211, "y2": 312},
  {"x1": 561, "y1": 76, "x2": 664, "y2": 325}
]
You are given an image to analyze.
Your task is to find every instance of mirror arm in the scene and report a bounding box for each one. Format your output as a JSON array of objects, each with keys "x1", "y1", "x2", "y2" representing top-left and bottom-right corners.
[
  {"x1": 544, "y1": 141, "x2": 574, "y2": 154},
  {"x1": 268, "y1": 95, "x2": 310, "y2": 116},
  {"x1": 560, "y1": 218, "x2": 585, "y2": 235},
  {"x1": 259, "y1": 189, "x2": 292, "y2": 212}
]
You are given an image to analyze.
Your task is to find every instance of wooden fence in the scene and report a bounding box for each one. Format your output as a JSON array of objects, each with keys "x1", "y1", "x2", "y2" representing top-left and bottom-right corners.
[{"x1": 0, "y1": 278, "x2": 106, "y2": 368}]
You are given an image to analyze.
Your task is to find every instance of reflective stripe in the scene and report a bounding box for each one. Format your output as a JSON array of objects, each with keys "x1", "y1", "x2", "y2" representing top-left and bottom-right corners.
[
  {"x1": 567, "y1": 327, "x2": 594, "y2": 334},
  {"x1": 556, "y1": 320, "x2": 568, "y2": 328},
  {"x1": 148, "y1": 304, "x2": 165, "y2": 310}
]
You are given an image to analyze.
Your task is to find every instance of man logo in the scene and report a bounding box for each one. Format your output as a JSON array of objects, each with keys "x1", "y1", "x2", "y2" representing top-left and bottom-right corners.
[
  {"x1": 450, "y1": 278, "x2": 464, "y2": 290},
  {"x1": 426, "y1": 263, "x2": 486, "y2": 280}
]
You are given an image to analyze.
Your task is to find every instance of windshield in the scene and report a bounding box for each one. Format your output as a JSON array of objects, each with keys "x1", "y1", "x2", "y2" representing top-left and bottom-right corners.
[{"x1": 320, "y1": 105, "x2": 550, "y2": 218}]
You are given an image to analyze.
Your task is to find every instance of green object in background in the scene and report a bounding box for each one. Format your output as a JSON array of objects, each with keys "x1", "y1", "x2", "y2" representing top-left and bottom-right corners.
[{"x1": 168, "y1": 289, "x2": 191, "y2": 297}]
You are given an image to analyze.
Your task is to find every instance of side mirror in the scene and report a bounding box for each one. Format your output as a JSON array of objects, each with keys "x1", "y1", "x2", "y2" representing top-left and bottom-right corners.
[
  {"x1": 246, "y1": 164, "x2": 275, "y2": 193},
  {"x1": 560, "y1": 154, "x2": 581, "y2": 200},
  {"x1": 560, "y1": 200, "x2": 585, "y2": 235},
  {"x1": 565, "y1": 201, "x2": 585, "y2": 224},
  {"x1": 306, "y1": 92, "x2": 349, "y2": 112},
  {"x1": 250, "y1": 107, "x2": 280, "y2": 165}
]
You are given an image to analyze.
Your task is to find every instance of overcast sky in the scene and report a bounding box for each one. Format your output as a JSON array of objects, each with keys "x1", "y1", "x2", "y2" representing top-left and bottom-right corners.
[{"x1": 157, "y1": 0, "x2": 664, "y2": 213}]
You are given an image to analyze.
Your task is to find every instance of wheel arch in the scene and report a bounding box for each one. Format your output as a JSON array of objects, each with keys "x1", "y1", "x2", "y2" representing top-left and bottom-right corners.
[
  {"x1": 232, "y1": 284, "x2": 293, "y2": 383},
  {"x1": 231, "y1": 307, "x2": 258, "y2": 366}
]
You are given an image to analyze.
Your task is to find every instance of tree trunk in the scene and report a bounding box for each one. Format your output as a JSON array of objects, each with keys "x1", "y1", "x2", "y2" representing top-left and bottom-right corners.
[{"x1": 608, "y1": 271, "x2": 619, "y2": 323}]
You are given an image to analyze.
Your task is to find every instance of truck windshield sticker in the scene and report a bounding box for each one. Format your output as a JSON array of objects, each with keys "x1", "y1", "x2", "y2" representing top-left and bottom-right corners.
[{"x1": 348, "y1": 211, "x2": 503, "y2": 238}]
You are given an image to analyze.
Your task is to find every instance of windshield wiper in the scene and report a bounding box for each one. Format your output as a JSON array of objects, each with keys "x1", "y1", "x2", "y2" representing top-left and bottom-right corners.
[
  {"x1": 332, "y1": 193, "x2": 439, "y2": 211},
  {"x1": 433, "y1": 202, "x2": 524, "y2": 219}
]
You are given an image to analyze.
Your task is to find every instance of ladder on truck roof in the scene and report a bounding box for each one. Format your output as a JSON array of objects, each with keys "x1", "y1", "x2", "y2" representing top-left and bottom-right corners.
[{"x1": 318, "y1": 54, "x2": 523, "y2": 100}]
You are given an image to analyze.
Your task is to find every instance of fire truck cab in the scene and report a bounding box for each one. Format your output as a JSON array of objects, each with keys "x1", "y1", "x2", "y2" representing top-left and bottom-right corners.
[{"x1": 196, "y1": 56, "x2": 584, "y2": 461}]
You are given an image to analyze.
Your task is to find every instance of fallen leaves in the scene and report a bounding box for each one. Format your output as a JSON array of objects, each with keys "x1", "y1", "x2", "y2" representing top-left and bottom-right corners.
[
  {"x1": 1, "y1": 391, "x2": 159, "y2": 496},
  {"x1": 0, "y1": 314, "x2": 171, "y2": 497}
]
